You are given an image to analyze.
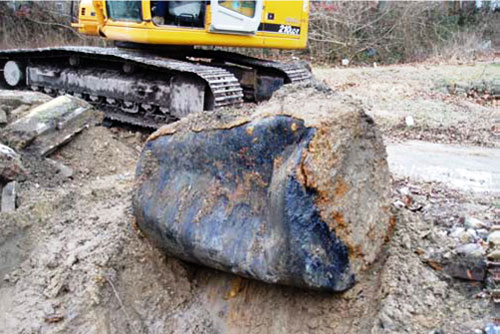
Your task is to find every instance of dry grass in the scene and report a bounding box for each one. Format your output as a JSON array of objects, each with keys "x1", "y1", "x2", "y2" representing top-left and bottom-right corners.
[
  {"x1": 0, "y1": 1, "x2": 104, "y2": 49},
  {"x1": 306, "y1": 1, "x2": 498, "y2": 65}
]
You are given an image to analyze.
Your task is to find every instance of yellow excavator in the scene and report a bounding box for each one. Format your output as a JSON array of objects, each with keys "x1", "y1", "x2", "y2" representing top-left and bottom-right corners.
[{"x1": 0, "y1": 0, "x2": 311, "y2": 128}]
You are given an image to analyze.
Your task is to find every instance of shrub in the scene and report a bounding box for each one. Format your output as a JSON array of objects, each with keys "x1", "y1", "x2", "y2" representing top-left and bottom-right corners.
[
  {"x1": 305, "y1": 1, "x2": 497, "y2": 64},
  {"x1": 0, "y1": 1, "x2": 103, "y2": 49}
]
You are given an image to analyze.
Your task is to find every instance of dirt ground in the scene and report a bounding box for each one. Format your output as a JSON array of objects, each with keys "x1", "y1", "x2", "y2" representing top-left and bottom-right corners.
[
  {"x1": 315, "y1": 62, "x2": 499, "y2": 147},
  {"x1": 0, "y1": 60, "x2": 498, "y2": 333}
]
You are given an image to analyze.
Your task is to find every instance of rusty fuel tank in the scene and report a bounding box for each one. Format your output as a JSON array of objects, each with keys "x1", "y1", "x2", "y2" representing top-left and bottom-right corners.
[{"x1": 133, "y1": 87, "x2": 393, "y2": 292}]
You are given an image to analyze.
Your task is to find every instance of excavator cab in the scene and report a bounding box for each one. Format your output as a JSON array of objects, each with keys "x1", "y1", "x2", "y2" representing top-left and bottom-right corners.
[
  {"x1": 103, "y1": 1, "x2": 263, "y2": 32},
  {"x1": 72, "y1": 0, "x2": 310, "y2": 104},
  {"x1": 75, "y1": 0, "x2": 308, "y2": 49}
]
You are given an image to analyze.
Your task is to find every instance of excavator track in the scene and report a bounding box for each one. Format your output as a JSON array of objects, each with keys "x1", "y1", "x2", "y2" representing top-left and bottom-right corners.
[
  {"x1": 188, "y1": 49, "x2": 311, "y2": 101},
  {"x1": 0, "y1": 47, "x2": 243, "y2": 128},
  {"x1": 0, "y1": 46, "x2": 311, "y2": 128},
  {"x1": 191, "y1": 49, "x2": 312, "y2": 83}
]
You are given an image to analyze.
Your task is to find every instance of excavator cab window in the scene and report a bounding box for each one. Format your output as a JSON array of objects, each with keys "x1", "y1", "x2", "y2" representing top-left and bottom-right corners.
[
  {"x1": 218, "y1": 1, "x2": 256, "y2": 18},
  {"x1": 106, "y1": 0, "x2": 142, "y2": 22},
  {"x1": 151, "y1": 1, "x2": 205, "y2": 28}
]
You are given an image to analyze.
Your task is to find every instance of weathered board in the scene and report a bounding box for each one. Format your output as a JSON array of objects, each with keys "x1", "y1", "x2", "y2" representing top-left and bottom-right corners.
[{"x1": 0, "y1": 95, "x2": 103, "y2": 156}]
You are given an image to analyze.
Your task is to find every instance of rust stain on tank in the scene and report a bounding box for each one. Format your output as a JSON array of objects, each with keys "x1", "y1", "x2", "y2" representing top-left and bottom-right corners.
[
  {"x1": 246, "y1": 125, "x2": 254, "y2": 136},
  {"x1": 355, "y1": 244, "x2": 364, "y2": 257},
  {"x1": 194, "y1": 180, "x2": 231, "y2": 223},
  {"x1": 332, "y1": 211, "x2": 347, "y2": 229},
  {"x1": 345, "y1": 239, "x2": 356, "y2": 257},
  {"x1": 225, "y1": 276, "x2": 245, "y2": 299},
  {"x1": 367, "y1": 224, "x2": 377, "y2": 241},
  {"x1": 334, "y1": 178, "x2": 349, "y2": 197},
  {"x1": 385, "y1": 215, "x2": 397, "y2": 243},
  {"x1": 273, "y1": 155, "x2": 284, "y2": 170},
  {"x1": 300, "y1": 158, "x2": 317, "y2": 189},
  {"x1": 224, "y1": 171, "x2": 269, "y2": 215}
]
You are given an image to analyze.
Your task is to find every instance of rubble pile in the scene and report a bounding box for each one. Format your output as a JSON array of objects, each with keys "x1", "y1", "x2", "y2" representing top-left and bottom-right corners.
[
  {"x1": 1, "y1": 95, "x2": 103, "y2": 156},
  {"x1": 0, "y1": 91, "x2": 103, "y2": 212},
  {"x1": 391, "y1": 180, "x2": 498, "y2": 332}
]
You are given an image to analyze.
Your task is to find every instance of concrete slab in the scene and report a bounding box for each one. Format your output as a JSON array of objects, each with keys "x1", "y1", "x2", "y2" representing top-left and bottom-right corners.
[{"x1": 1, "y1": 181, "x2": 18, "y2": 212}]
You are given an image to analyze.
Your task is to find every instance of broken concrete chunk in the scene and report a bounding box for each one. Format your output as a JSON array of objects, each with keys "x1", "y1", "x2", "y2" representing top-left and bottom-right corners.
[
  {"x1": 0, "y1": 107, "x2": 7, "y2": 126},
  {"x1": 36, "y1": 125, "x2": 88, "y2": 157},
  {"x1": 133, "y1": 90, "x2": 392, "y2": 292},
  {"x1": 8, "y1": 105, "x2": 31, "y2": 123},
  {"x1": 0, "y1": 143, "x2": 25, "y2": 182},
  {"x1": 488, "y1": 231, "x2": 500, "y2": 246},
  {"x1": 45, "y1": 158, "x2": 73, "y2": 179},
  {"x1": 445, "y1": 244, "x2": 487, "y2": 281},
  {"x1": 0, "y1": 89, "x2": 51, "y2": 110},
  {"x1": 428, "y1": 243, "x2": 487, "y2": 282},
  {"x1": 0, "y1": 95, "x2": 104, "y2": 155},
  {"x1": 1, "y1": 181, "x2": 18, "y2": 212},
  {"x1": 464, "y1": 216, "x2": 487, "y2": 230},
  {"x1": 488, "y1": 249, "x2": 500, "y2": 261}
]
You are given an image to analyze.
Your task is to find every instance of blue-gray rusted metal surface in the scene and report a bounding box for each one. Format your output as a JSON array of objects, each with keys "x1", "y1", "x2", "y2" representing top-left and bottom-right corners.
[{"x1": 133, "y1": 115, "x2": 355, "y2": 291}]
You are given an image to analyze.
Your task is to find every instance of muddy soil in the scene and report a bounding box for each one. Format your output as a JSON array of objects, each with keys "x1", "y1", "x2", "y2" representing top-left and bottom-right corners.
[{"x1": 0, "y1": 60, "x2": 498, "y2": 334}]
